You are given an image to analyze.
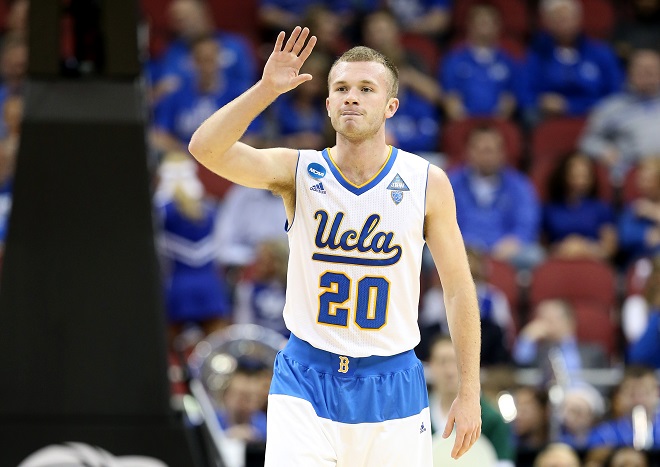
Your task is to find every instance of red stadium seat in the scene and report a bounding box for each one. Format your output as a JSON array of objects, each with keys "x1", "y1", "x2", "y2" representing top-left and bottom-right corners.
[
  {"x1": 530, "y1": 258, "x2": 618, "y2": 356},
  {"x1": 140, "y1": 0, "x2": 173, "y2": 59},
  {"x1": 485, "y1": 257, "x2": 520, "y2": 331},
  {"x1": 442, "y1": 117, "x2": 524, "y2": 169},
  {"x1": 530, "y1": 258, "x2": 617, "y2": 310},
  {"x1": 531, "y1": 117, "x2": 588, "y2": 163},
  {"x1": 453, "y1": 0, "x2": 531, "y2": 40},
  {"x1": 580, "y1": 0, "x2": 616, "y2": 40},
  {"x1": 207, "y1": 0, "x2": 260, "y2": 45},
  {"x1": 572, "y1": 299, "x2": 617, "y2": 357},
  {"x1": 196, "y1": 162, "x2": 234, "y2": 199},
  {"x1": 401, "y1": 33, "x2": 442, "y2": 73}
]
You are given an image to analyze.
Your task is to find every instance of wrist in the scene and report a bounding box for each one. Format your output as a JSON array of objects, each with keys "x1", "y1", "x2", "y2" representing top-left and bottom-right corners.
[{"x1": 253, "y1": 79, "x2": 282, "y2": 104}]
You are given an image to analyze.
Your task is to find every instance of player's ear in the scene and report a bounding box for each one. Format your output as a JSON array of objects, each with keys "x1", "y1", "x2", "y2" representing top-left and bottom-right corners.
[
  {"x1": 326, "y1": 97, "x2": 330, "y2": 116},
  {"x1": 385, "y1": 97, "x2": 399, "y2": 119}
]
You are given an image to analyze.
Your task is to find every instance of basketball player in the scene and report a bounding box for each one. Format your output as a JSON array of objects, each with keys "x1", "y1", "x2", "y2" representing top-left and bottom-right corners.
[{"x1": 189, "y1": 27, "x2": 482, "y2": 466}]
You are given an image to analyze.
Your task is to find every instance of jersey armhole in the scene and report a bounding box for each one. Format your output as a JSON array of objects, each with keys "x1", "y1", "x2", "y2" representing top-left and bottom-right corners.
[
  {"x1": 422, "y1": 161, "x2": 430, "y2": 241},
  {"x1": 284, "y1": 150, "x2": 301, "y2": 232}
]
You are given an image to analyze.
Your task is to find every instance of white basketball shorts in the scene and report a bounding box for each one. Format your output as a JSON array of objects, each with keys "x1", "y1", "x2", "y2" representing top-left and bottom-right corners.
[{"x1": 265, "y1": 334, "x2": 432, "y2": 466}]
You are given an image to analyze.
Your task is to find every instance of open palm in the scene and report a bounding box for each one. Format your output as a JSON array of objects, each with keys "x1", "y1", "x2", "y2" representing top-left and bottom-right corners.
[{"x1": 262, "y1": 27, "x2": 317, "y2": 95}]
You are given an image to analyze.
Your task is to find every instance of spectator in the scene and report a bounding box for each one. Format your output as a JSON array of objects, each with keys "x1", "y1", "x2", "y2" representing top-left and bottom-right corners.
[
  {"x1": 579, "y1": 49, "x2": 660, "y2": 184},
  {"x1": 303, "y1": 5, "x2": 351, "y2": 60},
  {"x1": 156, "y1": 152, "x2": 230, "y2": 345},
  {"x1": 384, "y1": 0, "x2": 452, "y2": 40},
  {"x1": 513, "y1": 299, "x2": 609, "y2": 386},
  {"x1": 258, "y1": 0, "x2": 349, "y2": 40},
  {"x1": 627, "y1": 259, "x2": 660, "y2": 368},
  {"x1": 533, "y1": 443, "x2": 580, "y2": 467},
  {"x1": 622, "y1": 254, "x2": 660, "y2": 345},
  {"x1": 604, "y1": 446, "x2": 649, "y2": 467},
  {"x1": 361, "y1": 9, "x2": 442, "y2": 154},
  {"x1": 612, "y1": 0, "x2": 660, "y2": 63},
  {"x1": 271, "y1": 53, "x2": 330, "y2": 150},
  {"x1": 440, "y1": 4, "x2": 519, "y2": 121},
  {"x1": 542, "y1": 152, "x2": 617, "y2": 260},
  {"x1": 588, "y1": 366, "x2": 660, "y2": 449},
  {"x1": 152, "y1": 0, "x2": 255, "y2": 104},
  {"x1": 427, "y1": 334, "x2": 516, "y2": 467},
  {"x1": 215, "y1": 367, "x2": 268, "y2": 442},
  {"x1": 0, "y1": 94, "x2": 22, "y2": 265},
  {"x1": 152, "y1": 35, "x2": 259, "y2": 153},
  {"x1": 449, "y1": 125, "x2": 543, "y2": 270},
  {"x1": 618, "y1": 158, "x2": 660, "y2": 263},
  {"x1": 233, "y1": 239, "x2": 289, "y2": 338},
  {"x1": 557, "y1": 383, "x2": 606, "y2": 449},
  {"x1": 521, "y1": 0, "x2": 622, "y2": 122},
  {"x1": 419, "y1": 247, "x2": 514, "y2": 364},
  {"x1": 0, "y1": 36, "x2": 27, "y2": 139},
  {"x1": 215, "y1": 184, "x2": 287, "y2": 268},
  {"x1": 3, "y1": 0, "x2": 29, "y2": 43},
  {"x1": 512, "y1": 386, "x2": 550, "y2": 452}
]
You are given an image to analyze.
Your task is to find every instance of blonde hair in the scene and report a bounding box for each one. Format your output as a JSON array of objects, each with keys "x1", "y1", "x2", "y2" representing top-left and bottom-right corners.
[{"x1": 328, "y1": 46, "x2": 399, "y2": 98}]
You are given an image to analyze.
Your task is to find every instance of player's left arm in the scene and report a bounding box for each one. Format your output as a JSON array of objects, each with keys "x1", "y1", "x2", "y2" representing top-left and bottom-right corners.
[{"x1": 424, "y1": 164, "x2": 482, "y2": 459}]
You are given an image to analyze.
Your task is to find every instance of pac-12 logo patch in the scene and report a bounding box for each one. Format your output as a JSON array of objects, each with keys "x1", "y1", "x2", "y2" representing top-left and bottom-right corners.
[
  {"x1": 307, "y1": 163, "x2": 326, "y2": 179},
  {"x1": 387, "y1": 173, "x2": 409, "y2": 205}
]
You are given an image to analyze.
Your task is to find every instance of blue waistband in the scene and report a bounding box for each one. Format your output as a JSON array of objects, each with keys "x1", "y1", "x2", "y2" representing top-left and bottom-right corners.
[{"x1": 283, "y1": 334, "x2": 419, "y2": 377}]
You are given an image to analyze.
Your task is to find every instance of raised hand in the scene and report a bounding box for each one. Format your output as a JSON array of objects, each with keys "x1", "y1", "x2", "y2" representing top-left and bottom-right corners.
[{"x1": 262, "y1": 26, "x2": 317, "y2": 96}]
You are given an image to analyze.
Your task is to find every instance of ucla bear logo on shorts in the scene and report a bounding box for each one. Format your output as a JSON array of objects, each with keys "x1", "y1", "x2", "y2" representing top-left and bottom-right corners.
[{"x1": 338, "y1": 356, "x2": 350, "y2": 373}]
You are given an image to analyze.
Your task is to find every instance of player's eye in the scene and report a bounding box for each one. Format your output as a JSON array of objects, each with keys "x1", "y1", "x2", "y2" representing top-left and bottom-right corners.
[{"x1": 362, "y1": 87, "x2": 373, "y2": 92}]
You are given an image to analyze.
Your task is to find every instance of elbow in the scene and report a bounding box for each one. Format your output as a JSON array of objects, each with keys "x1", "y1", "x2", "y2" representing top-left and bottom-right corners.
[{"x1": 188, "y1": 132, "x2": 204, "y2": 161}]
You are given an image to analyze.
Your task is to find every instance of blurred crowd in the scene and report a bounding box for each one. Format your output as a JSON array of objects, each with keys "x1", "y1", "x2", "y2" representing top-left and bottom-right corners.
[{"x1": 0, "y1": 0, "x2": 659, "y2": 465}]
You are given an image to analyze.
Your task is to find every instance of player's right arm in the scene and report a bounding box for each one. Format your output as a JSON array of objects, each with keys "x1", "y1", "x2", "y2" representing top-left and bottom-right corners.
[{"x1": 188, "y1": 27, "x2": 317, "y2": 193}]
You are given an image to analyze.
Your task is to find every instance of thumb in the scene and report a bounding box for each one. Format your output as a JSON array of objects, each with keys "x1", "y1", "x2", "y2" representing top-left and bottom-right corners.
[
  {"x1": 442, "y1": 415, "x2": 454, "y2": 439},
  {"x1": 291, "y1": 73, "x2": 313, "y2": 88}
]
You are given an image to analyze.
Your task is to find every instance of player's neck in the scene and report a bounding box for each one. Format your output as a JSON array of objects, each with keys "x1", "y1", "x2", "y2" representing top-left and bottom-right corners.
[{"x1": 330, "y1": 136, "x2": 391, "y2": 187}]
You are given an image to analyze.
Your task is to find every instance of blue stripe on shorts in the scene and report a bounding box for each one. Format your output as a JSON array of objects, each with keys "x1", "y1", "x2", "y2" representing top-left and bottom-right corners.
[{"x1": 269, "y1": 334, "x2": 429, "y2": 424}]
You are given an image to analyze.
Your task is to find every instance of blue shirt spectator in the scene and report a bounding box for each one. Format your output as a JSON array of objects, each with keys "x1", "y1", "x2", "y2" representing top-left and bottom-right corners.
[
  {"x1": 0, "y1": 178, "x2": 12, "y2": 244},
  {"x1": 155, "y1": 77, "x2": 248, "y2": 147},
  {"x1": 385, "y1": 0, "x2": 452, "y2": 37},
  {"x1": 588, "y1": 408, "x2": 660, "y2": 448},
  {"x1": 441, "y1": 46, "x2": 518, "y2": 117},
  {"x1": 628, "y1": 311, "x2": 660, "y2": 368},
  {"x1": 449, "y1": 126, "x2": 542, "y2": 269},
  {"x1": 521, "y1": 0, "x2": 622, "y2": 120},
  {"x1": 588, "y1": 366, "x2": 660, "y2": 449},
  {"x1": 386, "y1": 87, "x2": 440, "y2": 154},
  {"x1": 451, "y1": 166, "x2": 540, "y2": 250},
  {"x1": 522, "y1": 32, "x2": 622, "y2": 117},
  {"x1": 544, "y1": 199, "x2": 614, "y2": 243},
  {"x1": 156, "y1": 32, "x2": 255, "y2": 92},
  {"x1": 440, "y1": 4, "x2": 519, "y2": 120}
]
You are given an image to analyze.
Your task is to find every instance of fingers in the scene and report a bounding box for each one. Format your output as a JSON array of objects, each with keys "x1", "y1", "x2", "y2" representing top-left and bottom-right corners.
[
  {"x1": 291, "y1": 27, "x2": 310, "y2": 55},
  {"x1": 452, "y1": 426, "x2": 481, "y2": 459},
  {"x1": 283, "y1": 26, "x2": 302, "y2": 53},
  {"x1": 292, "y1": 73, "x2": 313, "y2": 88},
  {"x1": 442, "y1": 416, "x2": 454, "y2": 439},
  {"x1": 298, "y1": 35, "x2": 317, "y2": 63},
  {"x1": 273, "y1": 30, "x2": 285, "y2": 53}
]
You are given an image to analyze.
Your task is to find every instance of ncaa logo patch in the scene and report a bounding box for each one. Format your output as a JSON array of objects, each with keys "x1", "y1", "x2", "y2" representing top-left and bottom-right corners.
[{"x1": 307, "y1": 163, "x2": 326, "y2": 179}]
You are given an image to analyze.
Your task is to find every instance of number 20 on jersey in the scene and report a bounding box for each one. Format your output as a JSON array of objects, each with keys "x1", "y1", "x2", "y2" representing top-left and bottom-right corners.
[{"x1": 317, "y1": 271, "x2": 390, "y2": 330}]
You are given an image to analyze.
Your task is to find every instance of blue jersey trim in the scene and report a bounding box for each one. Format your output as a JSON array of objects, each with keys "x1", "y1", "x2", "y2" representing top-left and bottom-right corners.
[
  {"x1": 269, "y1": 334, "x2": 428, "y2": 424},
  {"x1": 423, "y1": 161, "x2": 430, "y2": 240},
  {"x1": 321, "y1": 146, "x2": 399, "y2": 196}
]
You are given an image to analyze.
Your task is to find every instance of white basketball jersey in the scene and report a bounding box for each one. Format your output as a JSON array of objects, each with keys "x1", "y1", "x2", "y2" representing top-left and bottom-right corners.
[{"x1": 283, "y1": 146, "x2": 430, "y2": 357}]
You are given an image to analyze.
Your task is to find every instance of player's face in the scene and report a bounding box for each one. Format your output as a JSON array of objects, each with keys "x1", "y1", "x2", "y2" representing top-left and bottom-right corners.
[{"x1": 326, "y1": 61, "x2": 398, "y2": 141}]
